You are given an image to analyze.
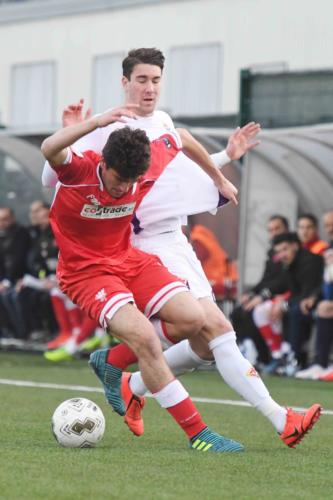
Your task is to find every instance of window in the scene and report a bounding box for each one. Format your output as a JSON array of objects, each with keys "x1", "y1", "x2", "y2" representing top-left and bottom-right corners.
[
  {"x1": 168, "y1": 43, "x2": 222, "y2": 116},
  {"x1": 92, "y1": 53, "x2": 125, "y2": 113},
  {"x1": 11, "y1": 61, "x2": 55, "y2": 127}
]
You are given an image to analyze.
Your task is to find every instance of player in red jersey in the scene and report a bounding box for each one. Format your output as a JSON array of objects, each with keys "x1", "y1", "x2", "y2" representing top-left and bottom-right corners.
[{"x1": 41, "y1": 105, "x2": 244, "y2": 453}]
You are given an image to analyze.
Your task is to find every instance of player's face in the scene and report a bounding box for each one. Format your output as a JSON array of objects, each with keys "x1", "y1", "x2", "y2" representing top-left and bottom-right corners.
[
  {"x1": 267, "y1": 218, "x2": 287, "y2": 240},
  {"x1": 100, "y1": 163, "x2": 137, "y2": 198},
  {"x1": 297, "y1": 218, "x2": 317, "y2": 244},
  {"x1": 323, "y1": 212, "x2": 333, "y2": 239},
  {"x1": 274, "y1": 241, "x2": 298, "y2": 265},
  {"x1": 122, "y1": 64, "x2": 162, "y2": 116}
]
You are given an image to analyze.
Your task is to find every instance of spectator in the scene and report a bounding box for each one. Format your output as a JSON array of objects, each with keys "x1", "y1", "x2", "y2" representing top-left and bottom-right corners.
[
  {"x1": 0, "y1": 206, "x2": 31, "y2": 339},
  {"x1": 254, "y1": 213, "x2": 329, "y2": 371},
  {"x1": 296, "y1": 209, "x2": 333, "y2": 380},
  {"x1": 267, "y1": 232, "x2": 324, "y2": 374},
  {"x1": 231, "y1": 215, "x2": 289, "y2": 365},
  {"x1": 18, "y1": 205, "x2": 58, "y2": 339},
  {"x1": 18, "y1": 205, "x2": 85, "y2": 348},
  {"x1": 297, "y1": 213, "x2": 328, "y2": 255},
  {"x1": 28, "y1": 200, "x2": 49, "y2": 242}
]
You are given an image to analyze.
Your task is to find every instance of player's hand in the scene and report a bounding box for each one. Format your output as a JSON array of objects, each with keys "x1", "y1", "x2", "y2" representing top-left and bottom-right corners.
[
  {"x1": 240, "y1": 293, "x2": 251, "y2": 305},
  {"x1": 324, "y1": 248, "x2": 333, "y2": 265},
  {"x1": 300, "y1": 296, "x2": 316, "y2": 315},
  {"x1": 215, "y1": 175, "x2": 238, "y2": 205},
  {"x1": 15, "y1": 279, "x2": 24, "y2": 292},
  {"x1": 243, "y1": 295, "x2": 263, "y2": 311},
  {"x1": 95, "y1": 104, "x2": 140, "y2": 127},
  {"x1": 62, "y1": 98, "x2": 92, "y2": 127},
  {"x1": 226, "y1": 122, "x2": 261, "y2": 161}
]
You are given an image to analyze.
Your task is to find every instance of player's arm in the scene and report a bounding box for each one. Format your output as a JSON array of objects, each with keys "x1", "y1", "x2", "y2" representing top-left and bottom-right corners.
[
  {"x1": 211, "y1": 122, "x2": 261, "y2": 168},
  {"x1": 176, "y1": 128, "x2": 238, "y2": 205},
  {"x1": 41, "y1": 99, "x2": 104, "y2": 185},
  {"x1": 41, "y1": 105, "x2": 138, "y2": 166}
]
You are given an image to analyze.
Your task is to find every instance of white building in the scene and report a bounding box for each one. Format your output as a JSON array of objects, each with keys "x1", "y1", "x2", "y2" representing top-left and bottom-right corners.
[{"x1": 1, "y1": 0, "x2": 333, "y2": 132}]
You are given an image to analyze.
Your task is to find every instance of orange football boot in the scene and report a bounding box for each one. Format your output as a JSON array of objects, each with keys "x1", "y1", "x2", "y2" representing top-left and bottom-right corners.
[
  {"x1": 121, "y1": 372, "x2": 145, "y2": 437},
  {"x1": 319, "y1": 369, "x2": 333, "y2": 381},
  {"x1": 47, "y1": 331, "x2": 71, "y2": 350},
  {"x1": 280, "y1": 404, "x2": 322, "y2": 448}
]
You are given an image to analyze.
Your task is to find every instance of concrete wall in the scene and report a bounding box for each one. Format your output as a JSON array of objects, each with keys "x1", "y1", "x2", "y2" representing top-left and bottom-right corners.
[{"x1": 1, "y1": 0, "x2": 333, "y2": 128}]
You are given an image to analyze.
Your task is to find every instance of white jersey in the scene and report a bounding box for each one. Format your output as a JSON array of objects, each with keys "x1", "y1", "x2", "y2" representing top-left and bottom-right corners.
[{"x1": 42, "y1": 110, "x2": 229, "y2": 235}]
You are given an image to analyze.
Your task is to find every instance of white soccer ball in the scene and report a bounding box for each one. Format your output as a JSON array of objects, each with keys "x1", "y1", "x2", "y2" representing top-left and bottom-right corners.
[{"x1": 52, "y1": 397, "x2": 105, "y2": 448}]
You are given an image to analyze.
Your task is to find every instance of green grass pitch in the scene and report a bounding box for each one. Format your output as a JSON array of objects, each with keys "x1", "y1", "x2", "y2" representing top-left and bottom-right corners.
[{"x1": 0, "y1": 352, "x2": 332, "y2": 499}]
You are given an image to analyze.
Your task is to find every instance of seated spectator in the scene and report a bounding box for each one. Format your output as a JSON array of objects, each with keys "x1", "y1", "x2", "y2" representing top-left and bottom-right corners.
[
  {"x1": 259, "y1": 232, "x2": 324, "y2": 374},
  {"x1": 17, "y1": 204, "x2": 58, "y2": 339},
  {"x1": 18, "y1": 205, "x2": 86, "y2": 347},
  {"x1": 231, "y1": 215, "x2": 289, "y2": 365},
  {"x1": 296, "y1": 209, "x2": 333, "y2": 380},
  {"x1": 253, "y1": 214, "x2": 329, "y2": 373},
  {"x1": 297, "y1": 213, "x2": 328, "y2": 255},
  {"x1": 190, "y1": 224, "x2": 238, "y2": 300},
  {"x1": 0, "y1": 206, "x2": 31, "y2": 339},
  {"x1": 28, "y1": 200, "x2": 49, "y2": 242}
]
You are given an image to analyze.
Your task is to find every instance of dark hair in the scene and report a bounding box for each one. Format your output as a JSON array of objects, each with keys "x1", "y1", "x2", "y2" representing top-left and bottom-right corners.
[
  {"x1": 102, "y1": 127, "x2": 151, "y2": 179},
  {"x1": 298, "y1": 213, "x2": 318, "y2": 227},
  {"x1": 268, "y1": 214, "x2": 289, "y2": 230},
  {"x1": 122, "y1": 48, "x2": 165, "y2": 79},
  {"x1": 272, "y1": 231, "x2": 300, "y2": 246}
]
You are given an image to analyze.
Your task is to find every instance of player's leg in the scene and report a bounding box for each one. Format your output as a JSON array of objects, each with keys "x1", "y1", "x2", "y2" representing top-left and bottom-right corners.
[
  {"x1": 94, "y1": 303, "x2": 244, "y2": 452},
  {"x1": 194, "y1": 297, "x2": 322, "y2": 445},
  {"x1": 129, "y1": 295, "x2": 321, "y2": 446},
  {"x1": 130, "y1": 294, "x2": 321, "y2": 447},
  {"x1": 132, "y1": 296, "x2": 288, "y2": 432}
]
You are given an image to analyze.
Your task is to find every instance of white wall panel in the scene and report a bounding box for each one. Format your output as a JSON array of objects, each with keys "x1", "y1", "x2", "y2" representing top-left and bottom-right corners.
[
  {"x1": 10, "y1": 61, "x2": 55, "y2": 127},
  {"x1": 168, "y1": 43, "x2": 222, "y2": 115},
  {"x1": 92, "y1": 53, "x2": 125, "y2": 113}
]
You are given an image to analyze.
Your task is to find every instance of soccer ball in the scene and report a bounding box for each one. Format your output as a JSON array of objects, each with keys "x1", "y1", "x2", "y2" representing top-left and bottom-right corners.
[{"x1": 51, "y1": 397, "x2": 105, "y2": 448}]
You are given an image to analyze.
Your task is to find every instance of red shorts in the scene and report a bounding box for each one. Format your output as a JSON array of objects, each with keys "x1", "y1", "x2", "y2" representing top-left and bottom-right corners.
[{"x1": 59, "y1": 247, "x2": 188, "y2": 327}]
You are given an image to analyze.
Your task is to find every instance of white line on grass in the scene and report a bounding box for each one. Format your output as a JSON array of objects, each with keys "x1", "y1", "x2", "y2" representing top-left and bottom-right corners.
[{"x1": 1, "y1": 378, "x2": 332, "y2": 416}]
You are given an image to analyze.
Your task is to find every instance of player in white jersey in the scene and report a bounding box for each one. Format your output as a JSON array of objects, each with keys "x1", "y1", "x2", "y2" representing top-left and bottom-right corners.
[{"x1": 42, "y1": 48, "x2": 321, "y2": 448}]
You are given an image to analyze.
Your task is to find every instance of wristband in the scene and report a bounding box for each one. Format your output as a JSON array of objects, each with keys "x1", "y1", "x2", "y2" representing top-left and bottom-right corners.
[
  {"x1": 211, "y1": 150, "x2": 231, "y2": 168},
  {"x1": 260, "y1": 288, "x2": 272, "y2": 300}
]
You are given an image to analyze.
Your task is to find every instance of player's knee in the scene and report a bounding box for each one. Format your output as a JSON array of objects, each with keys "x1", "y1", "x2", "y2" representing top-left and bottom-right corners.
[
  {"x1": 178, "y1": 306, "x2": 206, "y2": 338},
  {"x1": 134, "y1": 327, "x2": 163, "y2": 359},
  {"x1": 202, "y1": 308, "x2": 233, "y2": 338}
]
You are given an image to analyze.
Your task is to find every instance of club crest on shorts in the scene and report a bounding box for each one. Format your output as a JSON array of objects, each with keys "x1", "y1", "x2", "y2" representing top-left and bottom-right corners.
[{"x1": 95, "y1": 288, "x2": 107, "y2": 303}]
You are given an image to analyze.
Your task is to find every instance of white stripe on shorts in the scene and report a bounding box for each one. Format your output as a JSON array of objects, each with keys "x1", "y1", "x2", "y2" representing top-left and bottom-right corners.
[
  {"x1": 144, "y1": 281, "x2": 188, "y2": 318},
  {"x1": 99, "y1": 293, "x2": 133, "y2": 327}
]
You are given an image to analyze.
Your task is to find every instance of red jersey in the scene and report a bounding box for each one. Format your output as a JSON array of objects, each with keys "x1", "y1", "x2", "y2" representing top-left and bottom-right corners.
[{"x1": 49, "y1": 133, "x2": 181, "y2": 276}]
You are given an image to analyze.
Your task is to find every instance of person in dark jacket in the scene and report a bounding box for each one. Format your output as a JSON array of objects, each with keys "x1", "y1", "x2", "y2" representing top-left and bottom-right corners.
[
  {"x1": 296, "y1": 209, "x2": 333, "y2": 379},
  {"x1": 231, "y1": 215, "x2": 289, "y2": 363},
  {"x1": 18, "y1": 205, "x2": 58, "y2": 338},
  {"x1": 268, "y1": 232, "x2": 324, "y2": 370},
  {"x1": 0, "y1": 206, "x2": 31, "y2": 338}
]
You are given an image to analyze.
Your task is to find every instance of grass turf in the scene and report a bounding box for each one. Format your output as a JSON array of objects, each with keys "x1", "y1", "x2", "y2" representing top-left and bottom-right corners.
[{"x1": 0, "y1": 351, "x2": 332, "y2": 499}]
